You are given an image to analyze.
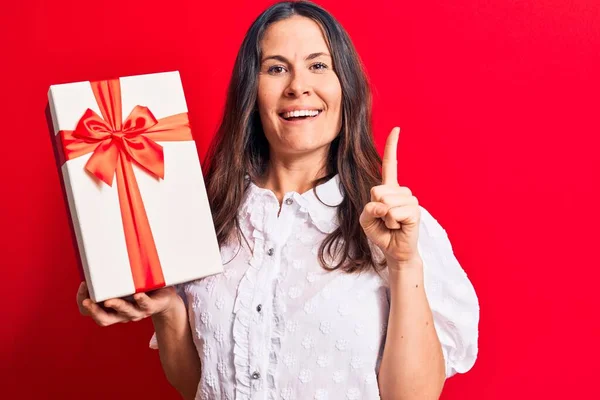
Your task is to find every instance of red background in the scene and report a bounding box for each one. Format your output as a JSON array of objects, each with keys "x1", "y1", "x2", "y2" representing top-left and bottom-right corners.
[{"x1": 1, "y1": 0, "x2": 598, "y2": 399}]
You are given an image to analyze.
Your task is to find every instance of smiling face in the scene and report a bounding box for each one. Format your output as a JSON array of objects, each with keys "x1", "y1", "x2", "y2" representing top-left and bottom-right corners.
[{"x1": 257, "y1": 15, "x2": 343, "y2": 158}]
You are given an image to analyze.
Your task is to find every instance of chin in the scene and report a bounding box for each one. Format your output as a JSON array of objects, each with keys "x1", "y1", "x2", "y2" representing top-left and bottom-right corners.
[{"x1": 280, "y1": 141, "x2": 329, "y2": 155}]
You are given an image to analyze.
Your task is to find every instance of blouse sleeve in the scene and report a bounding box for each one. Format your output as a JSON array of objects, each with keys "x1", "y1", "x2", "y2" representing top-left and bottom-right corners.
[
  {"x1": 418, "y1": 205, "x2": 480, "y2": 378},
  {"x1": 148, "y1": 283, "x2": 189, "y2": 350}
]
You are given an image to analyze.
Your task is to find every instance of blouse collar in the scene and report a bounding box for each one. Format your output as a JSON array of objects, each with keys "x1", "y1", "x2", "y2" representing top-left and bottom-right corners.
[{"x1": 242, "y1": 174, "x2": 344, "y2": 234}]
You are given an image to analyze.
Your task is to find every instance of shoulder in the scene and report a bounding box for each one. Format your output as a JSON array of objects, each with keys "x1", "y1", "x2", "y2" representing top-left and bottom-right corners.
[{"x1": 418, "y1": 205, "x2": 449, "y2": 239}]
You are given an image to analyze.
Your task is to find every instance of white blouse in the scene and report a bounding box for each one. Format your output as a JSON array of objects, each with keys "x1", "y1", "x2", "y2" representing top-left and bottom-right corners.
[{"x1": 150, "y1": 174, "x2": 479, "y2": 400}]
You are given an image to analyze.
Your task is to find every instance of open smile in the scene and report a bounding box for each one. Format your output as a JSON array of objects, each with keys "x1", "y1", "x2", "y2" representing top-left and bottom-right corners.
[{"x1": 278, "y1": 109, "x2": 323, "y2": 124}]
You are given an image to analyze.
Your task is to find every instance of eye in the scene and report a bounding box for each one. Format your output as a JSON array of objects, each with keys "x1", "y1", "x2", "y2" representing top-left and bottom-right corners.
[
  {"x1": 267, "y1": 65, "x2": 287, "y2": 75},
  {"x1": 311, "y1": 62, "x2": 329, "y2": 71}
]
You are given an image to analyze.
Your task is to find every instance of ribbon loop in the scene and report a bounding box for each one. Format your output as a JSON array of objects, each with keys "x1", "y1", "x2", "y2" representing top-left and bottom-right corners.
[
  {"x1": 74, "y1": 109, "x2": 113, "y2": 141},
  {"x1": 122, "y1": 106, "x2": 159, "y2": 134}
]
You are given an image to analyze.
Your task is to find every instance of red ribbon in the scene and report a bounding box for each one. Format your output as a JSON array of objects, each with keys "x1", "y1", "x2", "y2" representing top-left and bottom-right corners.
[{"x1": 58, "y1": 79, "x2": 193, "y2": 293}]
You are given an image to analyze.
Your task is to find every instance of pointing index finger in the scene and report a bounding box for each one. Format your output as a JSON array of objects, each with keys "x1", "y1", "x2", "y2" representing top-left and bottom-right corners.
[{"x1": 382, "y1": 127, "x2": 400, "y2": 185}]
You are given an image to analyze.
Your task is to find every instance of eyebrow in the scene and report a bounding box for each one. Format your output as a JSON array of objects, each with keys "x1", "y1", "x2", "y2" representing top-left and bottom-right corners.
[{"x1": 261, "y1": 52, "x2": 332, "y2": 64}]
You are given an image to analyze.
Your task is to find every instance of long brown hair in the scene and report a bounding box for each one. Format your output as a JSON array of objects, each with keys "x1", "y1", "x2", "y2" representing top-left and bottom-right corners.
[{"x1": 203, "y1": 0, "x2": 384, "y2": 273}]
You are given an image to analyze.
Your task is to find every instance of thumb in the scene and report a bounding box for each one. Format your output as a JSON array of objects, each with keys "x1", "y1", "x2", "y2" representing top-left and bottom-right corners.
[{"x1": 360, "y1": 202, "x2": 389, "y2": 230}]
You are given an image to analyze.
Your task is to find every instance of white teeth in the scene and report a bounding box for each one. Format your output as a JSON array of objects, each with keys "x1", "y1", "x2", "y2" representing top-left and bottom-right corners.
[{"x1": 282, "y1": 109, "x2": 320, "y2": 119}]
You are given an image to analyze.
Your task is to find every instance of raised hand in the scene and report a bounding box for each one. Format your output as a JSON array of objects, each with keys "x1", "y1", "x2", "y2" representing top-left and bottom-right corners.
[{"x1": 359, "y1": 127, "x2": 422, "y2": 268}]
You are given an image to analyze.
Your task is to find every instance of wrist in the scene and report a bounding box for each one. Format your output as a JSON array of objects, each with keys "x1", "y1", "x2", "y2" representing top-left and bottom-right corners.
[
  {"x1": 387, "y1": 257, "x2": 424, "y2": 285},
  {"x1": 152, "y1": 293, "x2": 185, "y2": 322},
  {"x1": 387, "y1": 260, "x2": 426, "y2": 298},
  {"x1": 387, "y1": 256, "x2": 423, "y2": 272}
]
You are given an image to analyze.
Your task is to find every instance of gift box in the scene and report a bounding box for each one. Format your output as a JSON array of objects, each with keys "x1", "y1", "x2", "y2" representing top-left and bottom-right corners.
[{"x1": 48, "y1": 71, "x2": 223, "y2": 302}]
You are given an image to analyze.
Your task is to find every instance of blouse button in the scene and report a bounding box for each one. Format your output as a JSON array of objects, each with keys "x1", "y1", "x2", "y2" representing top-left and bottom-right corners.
[
  {"x1": 251, "y1": 371, "x2": 261, "y2": 379},
  {"x1": 285, "y1": 198, "x2": 294, "y2": 205},
  {"x1": 256, "y1": 304, "x2": 262, "y2": 312},
  {"x1": 267, "y1": 248, "x2": 275, "y2": 256}
]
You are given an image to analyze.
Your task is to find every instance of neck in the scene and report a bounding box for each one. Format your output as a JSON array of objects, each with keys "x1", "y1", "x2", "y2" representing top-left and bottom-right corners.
[{"x1": 257, "y1": 147, "x2": 330, "y2": 203}]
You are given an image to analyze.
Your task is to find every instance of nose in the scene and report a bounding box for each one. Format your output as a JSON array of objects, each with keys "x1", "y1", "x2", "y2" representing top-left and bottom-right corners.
[{"x1": 285, "y1": 69, "x2": 312, "y2": 98}]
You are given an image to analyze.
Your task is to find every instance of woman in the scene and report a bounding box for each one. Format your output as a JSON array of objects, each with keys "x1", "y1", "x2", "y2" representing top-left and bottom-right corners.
[{"x1": 76, "y1": 1, "x2": 479, "y2": 399}]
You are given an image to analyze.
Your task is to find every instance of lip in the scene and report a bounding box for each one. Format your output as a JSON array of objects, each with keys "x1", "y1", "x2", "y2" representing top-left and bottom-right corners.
[{"x1": 278, "y1": 109, "x2": 323, "y2": 125}]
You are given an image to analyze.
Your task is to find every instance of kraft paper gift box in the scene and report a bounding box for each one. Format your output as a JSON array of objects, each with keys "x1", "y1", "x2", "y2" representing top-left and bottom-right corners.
[{"x1": 47, "y1": 71, "x2": 223, "y2": 302}]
